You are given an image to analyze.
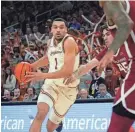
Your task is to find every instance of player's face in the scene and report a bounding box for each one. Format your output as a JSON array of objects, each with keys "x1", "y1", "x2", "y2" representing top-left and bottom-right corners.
[
  {"x1": 51, "y1": 21, "x2": 67, "y2": 40},
  {"x1": 102, "y1": 29, "x2": 114, "y2": 47}
]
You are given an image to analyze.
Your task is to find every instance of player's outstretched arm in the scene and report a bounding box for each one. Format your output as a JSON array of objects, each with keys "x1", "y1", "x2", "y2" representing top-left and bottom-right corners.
[
  {"x1": 104, "y1": 1, "x2": 134, "y2": 53},
  {"x1": 64, "y1": 58, "x2": 99, "y2": 85},
  {"x1": 75, "y1": 58, "x2": 99, "y2": 78}
]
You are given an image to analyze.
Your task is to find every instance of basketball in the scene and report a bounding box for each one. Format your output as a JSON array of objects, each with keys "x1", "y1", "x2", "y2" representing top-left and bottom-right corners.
[{"x1": 14, "y1": 62, "x2": 32, "y2": 84}]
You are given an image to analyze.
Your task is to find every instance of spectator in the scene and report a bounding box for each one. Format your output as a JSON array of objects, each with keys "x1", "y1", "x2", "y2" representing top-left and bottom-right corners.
[
  {"x1": 3, "y1": 67, "x2": 16, "y2": 92},
  {"x1": 79, "y1": 89, "x2": 94, "y2": 99},
  {"x1": 23, "y1": 87, "x2": 38, "y2": 101},
  {"x1": 4, "y1": 46, "x2": 12, "y2": 61},
  {"x1": 80, "y1": 48, "x2": 88, "y2": 65},
  {"x1": 24, "y1": 44, "x2": 37, "y2": 62},
  {"x1": 12, "y1": 47, "x2": 23, "y2": 65},
  {"x1": 89, "y1": 67, "x2": 105, "y2": 98},
  {"x1": 105, "y1": 67, "x2": 120, "y2": 96},
  {"x1": 33, "y1": 25, "x2": 42, "y2": 43},
  {"x1": 25, "y1": 27, "x2": 33, "y2": 45},
  {"x1": 69, "y1": 17, "x2": 81, "y2": 30},
  {"x1": 12, "y1": 88, "x2": 24, "y2": 101},
  {"x1": 2, "y1": 90, "x2": 12, "y2": 102},
  {"x1": 95, "y1": 84, "x2": 112, "y2": 99},
  {"x1": 19, "y1": 83, "x2": 28, "y2": 97}
]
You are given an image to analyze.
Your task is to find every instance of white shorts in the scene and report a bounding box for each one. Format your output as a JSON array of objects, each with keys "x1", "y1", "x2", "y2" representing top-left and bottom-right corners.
[{"x1": 37, "y1": 83, "x2": 78, "y2": 124}]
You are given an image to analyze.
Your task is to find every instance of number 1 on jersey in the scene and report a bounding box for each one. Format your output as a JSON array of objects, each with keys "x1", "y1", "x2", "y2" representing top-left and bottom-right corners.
[{"x1": 55, "y1": 58, "x2": 58, "y2": 69}]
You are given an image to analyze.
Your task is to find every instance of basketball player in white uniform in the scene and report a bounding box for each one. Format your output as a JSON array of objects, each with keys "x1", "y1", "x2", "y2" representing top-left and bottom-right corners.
[{"x1": 26, "y1": 18, "x2": 80, "y2": 132}]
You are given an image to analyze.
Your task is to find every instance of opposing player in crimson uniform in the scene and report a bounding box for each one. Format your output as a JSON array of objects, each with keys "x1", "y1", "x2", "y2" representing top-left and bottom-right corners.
[
  {"x1": 65, "y1": 1, "x2": 135, "y2": 132},
  {"x1": 99, "y1": 1, "x2": 135, "y2": 132}
]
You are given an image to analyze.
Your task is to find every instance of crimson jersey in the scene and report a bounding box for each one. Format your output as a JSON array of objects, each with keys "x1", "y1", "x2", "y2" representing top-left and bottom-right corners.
[
  {"x1": 96, "y1": 1, "x2": 135, "y2": 78},
  {"x1": 113, "y1": 1, "x2": 135, "y2": 77}
]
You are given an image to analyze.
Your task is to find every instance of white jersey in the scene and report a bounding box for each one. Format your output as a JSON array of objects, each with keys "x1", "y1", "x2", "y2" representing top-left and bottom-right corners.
[{"x1": 45, "y1": 34, "x2": 80, "y2": 87}]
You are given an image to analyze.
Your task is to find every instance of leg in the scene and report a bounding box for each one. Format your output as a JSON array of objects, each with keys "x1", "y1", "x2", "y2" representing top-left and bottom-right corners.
[
  {"x1": 46, "y1": 119, "x2": 59, "y2": 132},
  {"x1": 56, "y1": 122, "x2": 63, "y2": 132},
  {"x1": 46, "y1": 85, "x2": 77, "y2": 132},
  {"x1": 108, "y1": 112, "x2": 134, "y2": 132},
  {"x1": 29, "y1": 102, "x2": 49, "y2": 132},
  {"x1": 108, "y1": 65, "x2": 135, "y2": 132},
  {"x1": 29, "y1": 85, "x2": 56, "y2": 132}
]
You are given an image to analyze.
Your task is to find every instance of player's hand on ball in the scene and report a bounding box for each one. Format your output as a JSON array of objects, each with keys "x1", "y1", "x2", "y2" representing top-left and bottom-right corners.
[{"x1": 25, "y1": 72, "x2": 45, "y2": 83}]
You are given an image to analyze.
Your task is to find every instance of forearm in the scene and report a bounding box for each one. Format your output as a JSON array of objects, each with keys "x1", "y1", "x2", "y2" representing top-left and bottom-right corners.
[
  {"x1": 75, "y1": 58, "x2": 99, "y2": 78},
  {"x1": 43, "y1": 68, "x2": 73, "y2": 79},
  {"x1": 31, "y1": 56, "x2": 49, "y2": 69},
  {"x1": 109, "y1": 21, "x2": 133, "y2": 53}
]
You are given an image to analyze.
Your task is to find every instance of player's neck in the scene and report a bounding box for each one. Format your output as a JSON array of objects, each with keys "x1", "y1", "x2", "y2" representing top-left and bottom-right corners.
[{"x1": 54, "y1": 38, "x2": 63, "y2": 46}]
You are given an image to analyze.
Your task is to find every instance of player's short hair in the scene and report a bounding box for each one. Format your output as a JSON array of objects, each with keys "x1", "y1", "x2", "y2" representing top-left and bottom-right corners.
[
  {"x1": 100, "y1": 24, "x2": 116, "y2": 35},
  {"x1": 52, "y1": 18, "x2": 68, "y2": 27},
  {"x1": 100, "y1": 24, "x2": 109, "y2": 33}
]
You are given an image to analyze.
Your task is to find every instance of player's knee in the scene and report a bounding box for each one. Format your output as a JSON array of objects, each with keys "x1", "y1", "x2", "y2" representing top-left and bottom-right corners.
[{"x1": 35, "y1": 111, "x2": 46, "y2": 121}]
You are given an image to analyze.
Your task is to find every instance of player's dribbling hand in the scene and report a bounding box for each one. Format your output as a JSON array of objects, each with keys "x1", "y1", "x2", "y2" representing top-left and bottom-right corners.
[{"x1": 97, "y1": 50, "x2": 114, "y2": 72}]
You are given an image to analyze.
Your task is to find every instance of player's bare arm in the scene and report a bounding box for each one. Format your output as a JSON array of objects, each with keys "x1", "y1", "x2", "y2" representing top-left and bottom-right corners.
[
  {"x1": 31, "y1": 40, "x2": 50, "y2": 69},
  {"x1": 97, "y1": 1, "x2": 134, "y2": 71},
  {"x1": 104, "y1": 1, "x2": 134, "y2": 53},
  {"x1": 76, "y1": 58, "x2": 99, "y2": 78},
  {"x1": 25, "y1": 37, "x2": 78, "y2": 81},
  {"x1": 31, "y1": 55, "x2": 49, "y2": 69},
  {"x1": 64, "y1": 58, "x2": 99, "y2": 85}
]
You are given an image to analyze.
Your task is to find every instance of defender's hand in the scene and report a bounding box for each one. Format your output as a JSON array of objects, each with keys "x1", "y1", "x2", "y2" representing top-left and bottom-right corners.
[{"x1": 97, "y1": 50, "x2": 114, "y2": 72}]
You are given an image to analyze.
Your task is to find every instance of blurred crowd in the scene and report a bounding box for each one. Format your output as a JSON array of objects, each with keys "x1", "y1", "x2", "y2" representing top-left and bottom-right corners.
[{"x1": 1, "y1": 1, "x2": 121, "y2": 102}]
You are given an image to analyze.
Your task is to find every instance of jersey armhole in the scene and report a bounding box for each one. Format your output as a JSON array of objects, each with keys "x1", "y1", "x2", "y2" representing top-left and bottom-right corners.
[{"x1": 46, "y1": 39, "x2": 51, "y2": 55}]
